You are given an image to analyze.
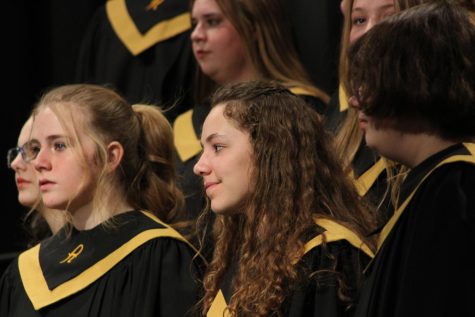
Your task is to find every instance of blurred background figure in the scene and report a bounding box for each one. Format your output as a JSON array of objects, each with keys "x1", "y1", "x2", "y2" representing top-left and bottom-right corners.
[{"x1": 75, "y1": 0, "x2": 196, "y2": 123}]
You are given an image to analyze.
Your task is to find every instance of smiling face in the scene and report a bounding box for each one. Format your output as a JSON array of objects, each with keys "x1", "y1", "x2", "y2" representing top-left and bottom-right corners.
[
  {"x1": 349, "y1": 0, "x2": 395, "y2": 44},
  {"x1": 30, "y1": 105, "x2": 99, "y2": 213},
  {"x1": 10, "y1": 118, "x2": 40, "y2": 207},
  {"x1": 193, "y1": 104, "x2": 254, "y2": 214},
  {"x1": 190, "y1": 0, "x2": 256, "y2": 85}
]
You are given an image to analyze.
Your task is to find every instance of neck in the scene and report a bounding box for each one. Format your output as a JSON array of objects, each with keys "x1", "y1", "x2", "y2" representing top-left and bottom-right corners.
[
  {"x1": 400, "y1": 134, "x2": 458, "y2": 168},
  {"x1": 69, "y1": 196, "x2": 133, "y2": 231},
  {"x1": 216, "y1": 63, "x2": 259, "y2": 86},
  {"x1": 38, "y1": 206, "x2": 66, "y2": 234}
]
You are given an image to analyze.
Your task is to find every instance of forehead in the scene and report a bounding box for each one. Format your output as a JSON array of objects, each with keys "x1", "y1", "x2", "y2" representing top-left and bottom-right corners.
[
  {"x1": 203, "y1": 105, "x2": 228, "y2": 131},
  {"x1": 352, "y1": 0, "x2": 394, "y2": 11},
  {"x1": 192, "y1": 0, "x2": 222, "y2": 15},
  {"x1": 201, "y1": 104, "x2": 245, "y2": 139},
  {"x1": 18, "y1": 118, "x2": 33, "y2": 145},
  {"x1": 31, "y1": 104, "x2": 87, "y2": 142}
]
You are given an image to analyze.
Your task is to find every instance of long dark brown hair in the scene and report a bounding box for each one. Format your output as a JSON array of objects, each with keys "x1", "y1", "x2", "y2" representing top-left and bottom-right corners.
[
  {"x1": 191, "y1": 0, "x2": 329, "y2": 105},
  {"x1": 199, "y1": 81, "x2": 376, "y2": 316}
]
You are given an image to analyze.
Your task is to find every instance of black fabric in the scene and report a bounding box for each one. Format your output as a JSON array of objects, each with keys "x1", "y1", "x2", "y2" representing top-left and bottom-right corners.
[
  {"x1": 126, "y1": 0, "x2": 189, "y2": 34},
  {"x1": 39, "y1": 211, "x2": 164, "y2": 290},
  {"x1": 176, "y1": 103, "x2": 211, "y2": 221},
  {"x1": 282, "y1": 0, "x2": 343, "y2": 94},
  {"x1": 354, "y1": 143, "x2": 475, "y2": 317},
  {"x1": 75, "y1": 2, "x2": 195, "y2": 123},
  {"x1": 300, "y1": 95, "x2": 327, "y2": 115},
  {"x1": 0, "y1": 212, "x2": 204, "y2": 317},
  {"x1": 218, "y1": 240, "x2": 371, "y2": 317},
  {"x1": 324, "y1": 90, "x2": 347, "y2": 134}
]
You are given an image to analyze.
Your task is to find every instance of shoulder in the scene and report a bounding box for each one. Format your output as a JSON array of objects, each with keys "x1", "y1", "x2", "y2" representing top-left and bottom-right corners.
[
  {"x1": 416, "y1": 162, "x2": 475, "y2": 218},
  {"x1": 288, "y1": 86, "x2": 327, "y2": 115},
  {"x1": 299, "y1": 218, "x2": 373, "y2": 279},
  {"x1": 0, "y1": 256, "x2": 20, "y2": 287},
  {"x1": 305, "y1": 218, "x2": 374, "y2": 258}
]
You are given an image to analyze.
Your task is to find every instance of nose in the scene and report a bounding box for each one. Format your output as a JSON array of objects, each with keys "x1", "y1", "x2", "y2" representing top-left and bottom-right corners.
[
  {"x1": 10, "y1": 153, "x2": 26, "y2": 171},
  {"x1": 348, "y1": 95, "x2": 361, "y2": 110},
  {"x1": 190, "y1": 22, "x2": 205, "y2": 42},
  {"x1": 33, "y1": 147, "x2": 52, "y2": 172},
  {"x1": 365, "y1": 17, "x2": 377, "y2": 35},
  {"x1": 193, "y1": 153, "x2": 211, "y2": 176}
]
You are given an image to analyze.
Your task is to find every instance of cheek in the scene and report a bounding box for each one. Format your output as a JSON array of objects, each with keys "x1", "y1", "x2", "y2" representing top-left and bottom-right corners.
[{"x1": 349, "y1": 29, "x2": 362, "y2": 44}]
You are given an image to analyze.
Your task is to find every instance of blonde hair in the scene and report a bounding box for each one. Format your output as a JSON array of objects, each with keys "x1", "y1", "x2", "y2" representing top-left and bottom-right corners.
[{"x1": 32, "y1": 84, "x2": 185, "y2": 228}]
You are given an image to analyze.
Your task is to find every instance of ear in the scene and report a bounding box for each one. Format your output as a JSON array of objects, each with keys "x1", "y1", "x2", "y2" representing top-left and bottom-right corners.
[{"x1": 106, "y1": 141, "x2": 124, "y2": 172}]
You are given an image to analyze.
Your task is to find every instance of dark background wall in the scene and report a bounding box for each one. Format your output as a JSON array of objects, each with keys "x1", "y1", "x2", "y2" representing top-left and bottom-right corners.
[{"x1": 1, "y1": 0, "x2": 106, "y2": 273}]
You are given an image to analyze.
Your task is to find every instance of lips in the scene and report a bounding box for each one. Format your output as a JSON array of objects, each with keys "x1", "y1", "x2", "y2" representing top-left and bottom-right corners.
[
  {"x1": 204, "y1": 181, "x2": 218, "y2": 190},
  {"x1": 358, "y1": 114, "x2": 369, "y2": 131},
  {"x1": 194, "y1": 48, "x2": 209, "y2": 59},
  {"x1": 16, "y1": 177, "x2": 31, "y2": 189},
  {"x1": 39, "y1": 179, "x2": 55, "y2": 191},
  {"x1": 204, "y1": 181, "x2": 220, "y2": 195}
]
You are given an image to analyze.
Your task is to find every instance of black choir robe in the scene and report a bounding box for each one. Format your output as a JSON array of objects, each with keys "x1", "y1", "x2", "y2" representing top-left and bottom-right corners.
[
  {"x1": 0, "y1": 210, "x2": 203, "y2": 317},
  {"x1": 354, "y1": 143, "x2": 475, "y2": 317},
  {"x1": 207, "y1": 218, "x2": 373, "y2": 317}
]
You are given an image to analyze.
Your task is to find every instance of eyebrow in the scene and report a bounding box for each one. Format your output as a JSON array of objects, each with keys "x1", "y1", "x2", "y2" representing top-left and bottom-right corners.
[
  {"x1": 192, "y1": 12, "x2": 221, "y2": 20},
  {"x1": 352, "y1": 4, "x2": 394, "y2": 13},
  {"x1": 29, "y1": 134, "x2": 69, "y2": 144},
  {"x1": 202, "y1": 133, "x2": 225, "y2": 145}
]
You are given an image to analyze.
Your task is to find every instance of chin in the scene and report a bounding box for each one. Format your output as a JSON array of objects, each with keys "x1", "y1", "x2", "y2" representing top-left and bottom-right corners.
[
  {"x1": 18, "y1": 194, "x2": 38, "y2": 208},
  {"x1": 211, "y1": 202, "x2": 242, "y2": 215}
]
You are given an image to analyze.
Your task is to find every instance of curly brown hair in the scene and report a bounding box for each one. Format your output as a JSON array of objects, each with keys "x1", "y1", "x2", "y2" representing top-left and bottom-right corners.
[{"x1": 199, "y1": 81, "x2": 376, "y2": 316}]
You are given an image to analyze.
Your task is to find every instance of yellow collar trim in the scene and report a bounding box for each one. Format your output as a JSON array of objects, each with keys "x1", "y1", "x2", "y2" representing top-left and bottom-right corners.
[
  {"x1": 305, "y1": 218, "x2": 374, "y2": 258},
  {"x1": 339, "y1": 84, "x2": 349, "y2": 112},
  {"x1": 106, "y1": 0, "x2": 191, "y2": 55},
  {"x1": 289, "y1": 86, "x2": 317, "y2": 98},
  {"x1": 353, "y1": 157, "x2": 387, "y2": 197},
  {"x1": 173, "y1": 109, "x2": 202, "y2": 162},
  {"x1": 19, "y1": 211, "x2": 191, "y2": 310},
  {"x1": 207, "y1": 289, "x2": 229, "y2": 317}
]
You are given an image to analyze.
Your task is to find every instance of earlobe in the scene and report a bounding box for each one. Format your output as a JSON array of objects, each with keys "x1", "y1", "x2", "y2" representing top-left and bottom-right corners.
[{"x1": 106, "y1": 141, "x2": 124, "y2": 172}]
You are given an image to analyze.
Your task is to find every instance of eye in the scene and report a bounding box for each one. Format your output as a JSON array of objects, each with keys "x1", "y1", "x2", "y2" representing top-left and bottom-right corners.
[
  {"x1": 22, "y1": 141, "x2": 41, "y2": 161},
  {"x1": 206, "y1": 17, "x2": 221, "y2": 27},
  {"x1": 191, "y1": 18, "x2": 197, "y2": 29},
  {"x1": 54, "y1": 142, "x2": 67, "y2": 151},
  {"x1": 352, "y1": 16, "x2": 366, "y2": 25},
  {"x1": 213, "y1": 144, "x2": 224, "y2": 153}
]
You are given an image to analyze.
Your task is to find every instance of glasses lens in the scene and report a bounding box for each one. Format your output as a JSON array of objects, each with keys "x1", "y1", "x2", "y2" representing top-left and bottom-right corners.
[
  {"x1": 7, "y1": 147, "x2": 20, "y2": 168},
  {"x1": 22, "y1": 142, "x2": 38, "y2": 162}
]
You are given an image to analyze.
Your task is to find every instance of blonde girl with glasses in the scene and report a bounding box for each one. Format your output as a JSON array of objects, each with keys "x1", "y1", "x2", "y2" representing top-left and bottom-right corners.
[{"x1": 0, "y1": 84, "x2": 203, "y2": 317}]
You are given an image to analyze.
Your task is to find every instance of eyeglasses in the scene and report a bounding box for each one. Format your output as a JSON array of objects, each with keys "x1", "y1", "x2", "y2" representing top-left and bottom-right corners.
[{"x1": 7, "y1": 142, "x2": 38, "y2": 168}]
